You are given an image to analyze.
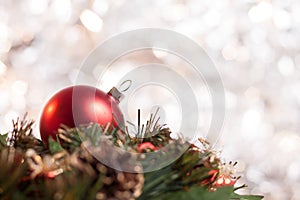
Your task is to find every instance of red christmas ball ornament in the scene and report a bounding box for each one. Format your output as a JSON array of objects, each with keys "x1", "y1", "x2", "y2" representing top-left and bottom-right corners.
[{"x1": 39, "y1": 85, "x2": 124, "y2": 144}]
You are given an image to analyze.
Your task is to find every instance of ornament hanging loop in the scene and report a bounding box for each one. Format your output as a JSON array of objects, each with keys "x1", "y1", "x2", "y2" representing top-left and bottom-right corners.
[{"x1": 119, "y1": 80, "x2": 132, "y2": 92}]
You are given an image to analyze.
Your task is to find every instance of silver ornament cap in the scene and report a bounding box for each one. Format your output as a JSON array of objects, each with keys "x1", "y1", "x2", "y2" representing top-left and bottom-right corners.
[{"x1": 108, "y1": 87, "x2": 124, "y2": 103}]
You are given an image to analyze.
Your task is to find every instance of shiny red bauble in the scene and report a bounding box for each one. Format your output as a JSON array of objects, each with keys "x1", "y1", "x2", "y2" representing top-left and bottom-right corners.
[{"x1": 39, "y1": 85, "x2": 124, "y2": 144}]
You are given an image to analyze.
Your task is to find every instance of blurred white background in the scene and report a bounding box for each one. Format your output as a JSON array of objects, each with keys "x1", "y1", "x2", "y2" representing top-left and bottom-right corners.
[{"x1": 0, "y1": 0, "x2": 300, "y2": 199}]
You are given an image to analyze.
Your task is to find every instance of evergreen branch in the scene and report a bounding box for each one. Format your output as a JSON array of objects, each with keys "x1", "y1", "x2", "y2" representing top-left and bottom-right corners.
[
  {"x1": 7, "y1": 114, "x2": 45, "y2": 154},
  {"x1": 0, "y1": 133, "x2": 8, "y2": 150},
  {"x1": 0, "y1": 114, "x2": 263, "y2": 200}
]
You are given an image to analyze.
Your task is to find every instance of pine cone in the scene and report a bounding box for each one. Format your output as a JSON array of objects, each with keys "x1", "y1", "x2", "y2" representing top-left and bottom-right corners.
[{"x1": 69, "y1": 142, "x2": 144, "y2": 200}]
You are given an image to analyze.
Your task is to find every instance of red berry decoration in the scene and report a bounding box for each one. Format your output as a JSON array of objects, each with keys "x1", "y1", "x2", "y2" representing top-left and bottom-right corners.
[
  {"x1": 214, "y1": 174, "x2": 236, "y2": 187},
  {"x1": 39, "y1": 85, "x2": 124, "y2": 144},
  {"x1": 138, "y1": 142, "x2": 158, "y2": 153}
]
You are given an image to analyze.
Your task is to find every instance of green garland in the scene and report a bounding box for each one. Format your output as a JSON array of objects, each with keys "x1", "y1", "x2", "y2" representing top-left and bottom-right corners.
[{"x1": 0, "y1": 115, "x2": 263, "y2": 200}]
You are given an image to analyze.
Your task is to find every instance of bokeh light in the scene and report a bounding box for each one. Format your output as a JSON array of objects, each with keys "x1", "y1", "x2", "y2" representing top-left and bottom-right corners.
[{"x1": 0, "y1": 1, "x2": 299, "y2": 199}]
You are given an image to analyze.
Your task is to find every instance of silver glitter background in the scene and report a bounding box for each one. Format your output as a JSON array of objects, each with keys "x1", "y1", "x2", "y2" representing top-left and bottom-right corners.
[{"x1": 0, "y1": 0, "x2": 299, "y2": 199}]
